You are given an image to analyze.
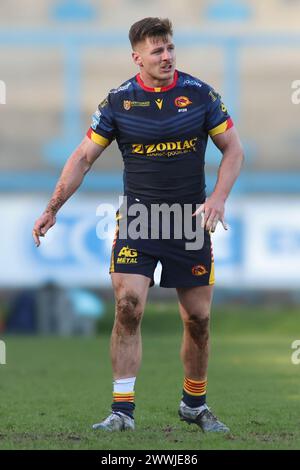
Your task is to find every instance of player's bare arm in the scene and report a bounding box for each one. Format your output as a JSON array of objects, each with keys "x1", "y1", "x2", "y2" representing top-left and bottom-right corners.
[
  {"x1": 195, "y1": 127, "x2": 244, "y2": 232},
  {"x1": 32, "y1": 136, "x2": 105, "y2": 247}
]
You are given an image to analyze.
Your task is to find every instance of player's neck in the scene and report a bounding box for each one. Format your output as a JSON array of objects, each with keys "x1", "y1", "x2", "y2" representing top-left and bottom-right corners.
[{"x1": 138, "y1": 71, "x2": 175, "y2": 89}]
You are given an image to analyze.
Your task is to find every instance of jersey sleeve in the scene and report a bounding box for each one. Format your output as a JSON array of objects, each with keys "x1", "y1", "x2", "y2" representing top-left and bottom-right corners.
[
  {"x1": 86, "y1": 95, "x2": 116, "y2": 148},
  {"x1": 204, "y1": 88, "x2": 233, "y2": 137}
]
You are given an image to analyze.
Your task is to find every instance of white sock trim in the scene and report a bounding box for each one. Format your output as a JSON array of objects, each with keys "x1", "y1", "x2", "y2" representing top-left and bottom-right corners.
[{"x1": 113, "y1": 377, "x2": 136, "y2": 394}]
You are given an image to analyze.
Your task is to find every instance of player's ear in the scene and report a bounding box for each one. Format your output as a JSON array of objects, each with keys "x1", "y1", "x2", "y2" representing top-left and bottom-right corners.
[{"x1": 132, "y1": 51, "x2": 142, "y2": 67}]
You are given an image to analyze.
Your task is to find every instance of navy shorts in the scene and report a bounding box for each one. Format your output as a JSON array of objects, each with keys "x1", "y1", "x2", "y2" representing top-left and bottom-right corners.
[{"x1": 109, "y1": 197, "x2": 215, "y2": 288}]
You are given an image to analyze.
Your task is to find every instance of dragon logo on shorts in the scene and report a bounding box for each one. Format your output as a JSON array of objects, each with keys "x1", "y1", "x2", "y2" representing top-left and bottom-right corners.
[{"x1": 191, "y1": 264, "x2": 208, "y2": 276}]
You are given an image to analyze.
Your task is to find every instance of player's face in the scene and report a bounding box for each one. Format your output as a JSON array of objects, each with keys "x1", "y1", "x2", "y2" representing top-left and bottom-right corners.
[{"x1": 132, "y1": 35, "x2": 176, "y2": 86}]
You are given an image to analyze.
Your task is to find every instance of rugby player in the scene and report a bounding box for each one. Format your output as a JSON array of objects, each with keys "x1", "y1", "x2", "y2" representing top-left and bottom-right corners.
[{"x1": 33, "y1": 17, "x2": 244, "y2": 433}]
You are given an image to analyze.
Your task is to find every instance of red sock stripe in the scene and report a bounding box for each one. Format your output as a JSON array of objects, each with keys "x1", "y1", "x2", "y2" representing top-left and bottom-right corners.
[
  {"x1": 184, "y1": 378, "x2": 207, "y2": 396},
  {"x1": 113, "y1": 392, "x2": 135, "y2": 403}
]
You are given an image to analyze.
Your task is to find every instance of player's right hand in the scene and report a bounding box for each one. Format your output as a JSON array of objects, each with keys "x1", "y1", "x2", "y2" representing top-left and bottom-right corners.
[{"x1": 32, "y1": 212, "x2": 56, "y2": 247}]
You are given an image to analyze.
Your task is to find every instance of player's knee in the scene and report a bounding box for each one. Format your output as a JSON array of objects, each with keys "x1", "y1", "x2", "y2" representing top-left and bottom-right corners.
[
  {"x1": 185, "y1": 314, "x2": 210, "y2": 341},
  {"x1": 188, "y1": 314, "x2": 210, "y2": 330},
  {"x1": 116, "y1": 292, "x2": 143, "y2": 334}
]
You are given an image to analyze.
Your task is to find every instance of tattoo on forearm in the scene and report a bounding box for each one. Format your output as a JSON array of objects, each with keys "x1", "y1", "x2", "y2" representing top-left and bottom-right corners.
[{"x1": 46, "y1": 184, "x2": 66, "y2": 215}]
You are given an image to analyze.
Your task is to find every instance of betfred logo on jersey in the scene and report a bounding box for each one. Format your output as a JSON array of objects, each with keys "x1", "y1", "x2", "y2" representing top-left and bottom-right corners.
[
  {"x1": 174, "y1": 96, "x2": 192, "y2": 108},
  {"x1": 192, "y1": 265, "x2": 207, "y2": 276}
]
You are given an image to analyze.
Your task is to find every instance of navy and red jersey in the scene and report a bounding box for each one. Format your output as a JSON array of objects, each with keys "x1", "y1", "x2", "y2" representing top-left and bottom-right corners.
[{"x1": 87, "y1": 70, "x2": 233, "y2": 204}]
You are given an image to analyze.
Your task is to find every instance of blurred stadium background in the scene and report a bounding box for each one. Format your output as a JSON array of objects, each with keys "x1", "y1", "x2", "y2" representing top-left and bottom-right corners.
[{"x1": 0, "y1": 0, "x2": 299, "y2": 333}]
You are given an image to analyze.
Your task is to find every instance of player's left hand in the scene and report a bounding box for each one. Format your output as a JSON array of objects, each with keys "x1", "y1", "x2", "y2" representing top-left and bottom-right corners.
[{"x1": 192, "y1": 196, "x2": 228, "y2": 233}]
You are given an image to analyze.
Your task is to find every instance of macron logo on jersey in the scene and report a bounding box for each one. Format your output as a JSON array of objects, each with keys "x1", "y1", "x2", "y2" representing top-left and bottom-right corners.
[{"x1": 155, "y1": 99, "x2": 163, "y2": 110}]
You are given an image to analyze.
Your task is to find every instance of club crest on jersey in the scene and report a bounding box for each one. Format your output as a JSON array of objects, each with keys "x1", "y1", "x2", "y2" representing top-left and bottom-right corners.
[
  {"x1": 123, "y1": 100, "x2": 131, "y2": 110},
  {"x1": 174, "y1": 96, "x2": 192, "y2": 108},
  {"x1": 191, "y1": 265, "x2": 208, "y2": 276}
]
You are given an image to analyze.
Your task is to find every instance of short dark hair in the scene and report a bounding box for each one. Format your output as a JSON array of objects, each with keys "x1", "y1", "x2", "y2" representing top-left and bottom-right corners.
[{"x1": 129, "y1": 17, "x2": 173, "y2": 49}]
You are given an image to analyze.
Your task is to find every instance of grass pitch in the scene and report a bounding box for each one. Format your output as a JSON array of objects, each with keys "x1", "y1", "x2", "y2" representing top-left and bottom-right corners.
[{"x1": 0, "y1": 303, "x2": 299, "y2": 450}]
